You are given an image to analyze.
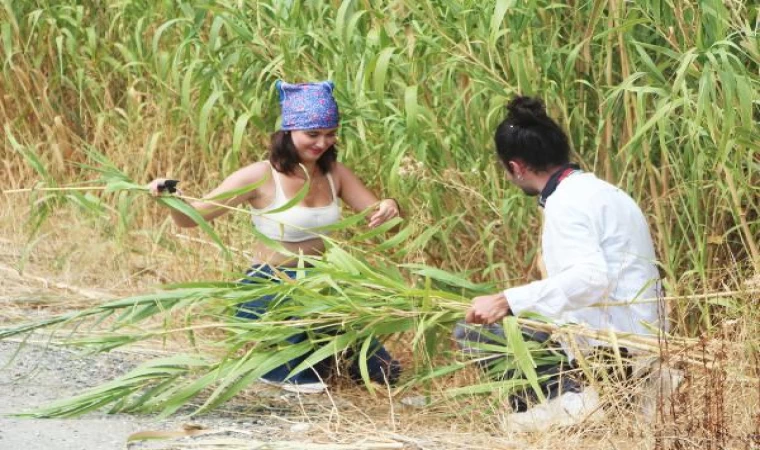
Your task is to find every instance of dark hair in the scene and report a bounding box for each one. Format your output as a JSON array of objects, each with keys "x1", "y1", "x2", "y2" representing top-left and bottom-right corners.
[
  {"x1": 493, "y1": 96, "x2": 571, "y2": 173},
  {"x1": 268, "y1": 130, "x2": 337, "y2": 175}
]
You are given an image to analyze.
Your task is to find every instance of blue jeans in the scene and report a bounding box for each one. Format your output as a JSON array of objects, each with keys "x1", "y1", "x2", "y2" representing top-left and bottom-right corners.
[
  {"x1": 453, "y1": 322, "x2": 636, "y2": 411},
  {"x1": 237, "y1": 265, "x2": 401, "y2": 385},
  {"x1": 453, "y1": 322, "x2": 581, "y2": 412}
]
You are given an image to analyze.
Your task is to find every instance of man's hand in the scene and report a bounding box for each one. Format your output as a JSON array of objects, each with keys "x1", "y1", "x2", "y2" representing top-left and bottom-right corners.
[{"x1": 465, "y1": 292, "x2": 510, "y2": 325}]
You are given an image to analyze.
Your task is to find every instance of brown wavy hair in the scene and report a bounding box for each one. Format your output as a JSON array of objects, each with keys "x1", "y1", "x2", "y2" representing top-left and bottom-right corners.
[{"x1": 268, "y1": 130, "x2": 337, "y2": 175}]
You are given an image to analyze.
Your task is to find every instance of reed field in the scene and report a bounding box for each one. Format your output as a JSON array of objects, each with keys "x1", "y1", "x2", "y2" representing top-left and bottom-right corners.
[{"x1": 1, "y1": 0, "x2": 758, "y2": 448}]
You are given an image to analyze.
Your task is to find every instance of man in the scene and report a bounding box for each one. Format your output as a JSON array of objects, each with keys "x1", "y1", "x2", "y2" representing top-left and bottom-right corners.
[{"x1": 458, "y1": 96, "x2": 667, "y2": 430}]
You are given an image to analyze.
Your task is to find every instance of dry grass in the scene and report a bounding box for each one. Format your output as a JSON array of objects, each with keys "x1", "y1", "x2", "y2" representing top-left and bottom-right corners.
[{"x1": 1, "y1": 193, "x2": 757, "y2": 449}]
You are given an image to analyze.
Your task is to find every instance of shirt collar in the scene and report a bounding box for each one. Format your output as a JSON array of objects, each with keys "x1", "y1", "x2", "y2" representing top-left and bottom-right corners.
[{"x1": 538, "y1": 163, "x2": 582, "y2": 208}]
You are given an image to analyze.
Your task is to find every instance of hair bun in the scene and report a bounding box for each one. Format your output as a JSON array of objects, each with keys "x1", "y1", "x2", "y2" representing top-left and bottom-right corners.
[{"x1": 506, "y1": 96, "x2": 547, "y2": 122}]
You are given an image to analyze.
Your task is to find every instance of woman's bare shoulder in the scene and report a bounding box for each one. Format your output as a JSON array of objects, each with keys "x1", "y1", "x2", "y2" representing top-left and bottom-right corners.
[
  {"x1": 231, "y1": 160, "x2": 272, "y2": 182},
  {"x1": 330, "y1": 161, "x2": 353, "y2": 178}
]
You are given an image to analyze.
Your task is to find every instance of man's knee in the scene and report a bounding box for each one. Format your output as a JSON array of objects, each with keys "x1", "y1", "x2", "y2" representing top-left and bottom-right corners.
[
  {"x1": 452, "y1": 321, "x2": 470, "y2": 344},
  {"x1": 452, "y1": 321, "x2": 507, "y2": 351}
]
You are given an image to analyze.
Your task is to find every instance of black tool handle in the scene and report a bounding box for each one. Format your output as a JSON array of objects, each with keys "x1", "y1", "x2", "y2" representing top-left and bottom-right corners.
[{"x1": 158, "y1": 179, "x2": 180, "y2": 194}]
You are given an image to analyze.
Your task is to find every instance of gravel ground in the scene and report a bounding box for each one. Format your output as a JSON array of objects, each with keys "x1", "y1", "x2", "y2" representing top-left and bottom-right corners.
[
  {"x1": 0, "y1": 340, "x2": 340, "y2": 450},
  {"x1": 0, "y1": 250, "x2": 379, "y2": 450}
]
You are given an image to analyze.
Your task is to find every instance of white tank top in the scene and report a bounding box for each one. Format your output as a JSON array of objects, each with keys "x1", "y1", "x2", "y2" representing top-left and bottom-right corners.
[{"x1": 251, "y1": 163, "x2": 341, "y2": 242}]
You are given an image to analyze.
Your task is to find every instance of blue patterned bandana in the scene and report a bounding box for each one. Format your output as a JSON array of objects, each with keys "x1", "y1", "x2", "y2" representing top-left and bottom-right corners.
[{"x1": 276, "y1": 80, "x2": 340, "y2": 131}]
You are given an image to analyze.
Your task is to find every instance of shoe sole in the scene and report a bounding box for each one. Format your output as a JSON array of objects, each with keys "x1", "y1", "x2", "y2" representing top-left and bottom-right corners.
[{"x1": 258, "y1": 378, "x2": 327, "y2": 394}]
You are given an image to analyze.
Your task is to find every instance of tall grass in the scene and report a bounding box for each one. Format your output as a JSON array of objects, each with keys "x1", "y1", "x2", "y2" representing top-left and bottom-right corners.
[
  {"x1": 3, "y1": 0, "x2": 756, "y2": 291},
  {"x1": 1, "y1": 0, "x2": 758, "y2": 445}
]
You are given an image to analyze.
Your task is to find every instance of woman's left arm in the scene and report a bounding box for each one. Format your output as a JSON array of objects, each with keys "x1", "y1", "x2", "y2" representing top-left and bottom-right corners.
[{"x1": 333, "y1": 163, "x2": 400, "y2": 228}]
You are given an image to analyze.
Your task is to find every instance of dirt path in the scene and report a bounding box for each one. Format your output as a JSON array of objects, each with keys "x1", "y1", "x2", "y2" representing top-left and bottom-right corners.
[
  {"x1": 0, "y1": 340, "x2": 143, "y2": 449},
  {"x1": 0, "y1": 340, "x2": 352, "y2": 450},
  {"x1": 0, "y1": 243, "x2": 369, "y2": 449}
]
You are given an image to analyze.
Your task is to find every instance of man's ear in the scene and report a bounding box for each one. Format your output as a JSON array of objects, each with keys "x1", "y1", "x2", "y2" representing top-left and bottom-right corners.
[{"x1": 508, "y1": 160, "x2": 522, "y2": 176}]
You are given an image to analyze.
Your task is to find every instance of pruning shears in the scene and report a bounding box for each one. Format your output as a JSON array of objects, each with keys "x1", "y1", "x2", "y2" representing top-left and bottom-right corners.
[{"x1": 158, "y1": 179, "x2": 180, "y2": 194}]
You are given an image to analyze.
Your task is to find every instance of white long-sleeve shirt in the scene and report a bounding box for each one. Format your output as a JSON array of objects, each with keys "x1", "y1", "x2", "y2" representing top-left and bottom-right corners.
[{"x1": 505, "y1": 172, "x2": 667, "y2": 349}]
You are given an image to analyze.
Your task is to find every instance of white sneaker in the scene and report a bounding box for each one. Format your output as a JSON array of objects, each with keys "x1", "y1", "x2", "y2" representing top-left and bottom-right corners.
[
  {"x1": 258, "y1": 378, "x2": 327, "y2": 394},
  {"x1": 502, "y1": 387, "x2": 604, "y2": 432}
]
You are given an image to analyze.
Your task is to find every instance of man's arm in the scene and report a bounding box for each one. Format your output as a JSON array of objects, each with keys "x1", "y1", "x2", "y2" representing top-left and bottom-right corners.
[
  {"x1": 504, "y1": 205, "x2": 610, "y2": 321},
  {"x1": 466, "y1": 204, "x2": 610, "y2": 324}
]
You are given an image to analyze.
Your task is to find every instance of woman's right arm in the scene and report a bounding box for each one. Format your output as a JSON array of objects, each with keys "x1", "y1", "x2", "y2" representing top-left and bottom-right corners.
[{"x1": 147, "y1": 162, "x2": 269, "y2": 228}]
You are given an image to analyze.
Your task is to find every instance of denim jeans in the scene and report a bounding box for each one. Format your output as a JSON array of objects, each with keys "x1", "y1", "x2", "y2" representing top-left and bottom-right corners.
[
  {"x1": 237, "y1": 264, "x2": 401, "y2": 385},
  {"x1": 453, "y1": 321, "x2": 581, "y2": 412},
  {"x1": 453, "y1": 321, "x2": 635, "y2": 411}
]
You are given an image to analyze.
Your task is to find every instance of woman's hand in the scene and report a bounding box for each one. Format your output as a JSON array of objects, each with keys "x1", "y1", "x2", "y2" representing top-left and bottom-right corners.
[
  {"x1": 147, "y1": 178, "x2": 182, "y2": 197},
  {"x1": 368, "y1": 198, "x2": 400, "y2": 228}
]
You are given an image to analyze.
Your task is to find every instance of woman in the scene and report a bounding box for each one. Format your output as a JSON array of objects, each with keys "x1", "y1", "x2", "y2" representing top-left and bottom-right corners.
[{"x1": 148, "y1": 80, "x2": 401, "y2": 394}]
